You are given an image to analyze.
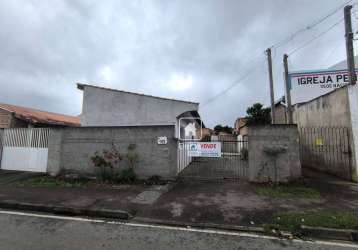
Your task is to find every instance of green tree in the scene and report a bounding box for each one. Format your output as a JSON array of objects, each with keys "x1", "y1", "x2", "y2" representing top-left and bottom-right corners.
[
  {"x1": 245, "y1": 103, "x2": 271, "y2": 125},
  {"x1": 214, "y1": 124, "x2": 233, "y2": 134}
]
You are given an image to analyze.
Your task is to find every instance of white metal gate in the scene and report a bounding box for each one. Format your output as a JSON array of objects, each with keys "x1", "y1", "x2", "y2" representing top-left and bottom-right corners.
[{"x1": 0, "y1": 128, "x2": 50, "y2": 172}]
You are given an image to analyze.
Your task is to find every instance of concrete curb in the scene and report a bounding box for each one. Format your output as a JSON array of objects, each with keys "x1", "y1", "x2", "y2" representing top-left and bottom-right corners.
[
  {"x1": 133, "y1": 217, "x2": 285, "y2": 236},
  {"x1": 133, "y1": 217, "x2": 358, "y2": 243},
  {"x1": 300, "y1": 225, "x2": 358, "y2": 242},
  {"x1": 0, "y1": 201, "x2": 133, "y2": 220}
]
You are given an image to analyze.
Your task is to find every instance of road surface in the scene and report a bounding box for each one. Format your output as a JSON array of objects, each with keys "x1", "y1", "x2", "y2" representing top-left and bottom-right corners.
[{"x1": 0, "y1": 210, "x2": 356, "y2": 250}]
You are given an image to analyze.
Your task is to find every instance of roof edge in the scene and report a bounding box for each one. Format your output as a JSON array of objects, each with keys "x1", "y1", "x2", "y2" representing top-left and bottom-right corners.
[{"x1": 77, "y1": 83, "x2": 199, "y2": 105}]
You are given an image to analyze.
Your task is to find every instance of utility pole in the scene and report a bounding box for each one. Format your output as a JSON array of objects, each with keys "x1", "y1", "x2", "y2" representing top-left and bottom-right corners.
[
  {"x1": 283, "y1": 54, "x2": 293, "y2": 124},
  {"x1": 344, "y1": 5, "x2": 356, "y2": 85},
  {"x1": 266, "y1": 48, "x2": 276, "y2": 124}
]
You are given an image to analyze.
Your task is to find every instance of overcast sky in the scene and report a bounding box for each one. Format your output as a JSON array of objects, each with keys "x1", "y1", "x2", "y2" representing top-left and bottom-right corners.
[{"x1": 0, "y1": 0, "x2": 355, "y2": 128}]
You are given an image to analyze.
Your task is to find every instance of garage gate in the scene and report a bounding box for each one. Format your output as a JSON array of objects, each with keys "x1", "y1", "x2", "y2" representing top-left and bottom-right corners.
[
  {"x1": 177, "y1": 139, "x2": 249, "y2": 180},
  {"x1": 0, "y1": 128, "x2": 50, "y2": 172}
]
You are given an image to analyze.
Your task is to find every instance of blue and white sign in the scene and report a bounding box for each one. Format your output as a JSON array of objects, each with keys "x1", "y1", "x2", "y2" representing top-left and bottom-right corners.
[
  {"x1": 188, "y1": 142, "x2": 221, "y2": 157},
  {"x1": 289, "y1": 68, "x2": 357, "y2": 104}
]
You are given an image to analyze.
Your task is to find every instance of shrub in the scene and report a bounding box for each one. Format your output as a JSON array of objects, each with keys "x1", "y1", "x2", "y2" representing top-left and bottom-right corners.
[
  {"x1": 126, "y1": 144, "x2": 139, "y2": 169},
  {"x1": 118, "y1": 168, "x2": 137, "y2": 183},
  {"x1": 145, "y1": 175, "x2": 166, "y2": 185},
  {"x1": 91, "y1": 144, "x2": 122, "y2": 181}
]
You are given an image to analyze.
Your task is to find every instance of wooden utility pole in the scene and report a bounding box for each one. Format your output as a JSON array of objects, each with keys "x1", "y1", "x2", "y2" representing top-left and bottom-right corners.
[
  {"x1": 266, "y1": 48, "x2": 276, "y2": 124},
  {"x1": 283, "y1": 54, "x2": 293, "y2": 124},
  {"x1": 344, "y1": 5, "x2": 356, "y2": 85}
]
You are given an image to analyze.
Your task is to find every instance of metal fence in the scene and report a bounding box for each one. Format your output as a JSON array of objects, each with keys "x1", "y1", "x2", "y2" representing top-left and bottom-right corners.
[
  {"x1": 177, "y1": 140, "x2": 249, "y2": 180},
  {"x1": 299, "y1": 127, "x2": 352, "y2": 180},
  {"x1": 1, "y1": 128, "x2": 50, "y2": 148}
]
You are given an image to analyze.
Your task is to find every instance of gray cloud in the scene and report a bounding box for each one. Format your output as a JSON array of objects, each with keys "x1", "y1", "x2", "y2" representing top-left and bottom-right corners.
[{"x1": 0, "y1": 0, "x2": 351, "y2": 127}]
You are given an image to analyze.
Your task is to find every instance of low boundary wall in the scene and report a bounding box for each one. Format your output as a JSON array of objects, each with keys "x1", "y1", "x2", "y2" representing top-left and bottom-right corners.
[
  {"x1": 248, "y1": 125, "x2": 301, "y2": 183},
  {"x1": 47, "y1": 125, "x2": 177, "y2": 179}
]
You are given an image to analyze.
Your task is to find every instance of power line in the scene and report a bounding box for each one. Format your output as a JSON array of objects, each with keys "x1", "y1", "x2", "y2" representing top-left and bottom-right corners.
[
  {"x1": 271, "y1": 0, "x2": 353, "y2": 50},
  {"x1": 200, "y1": 58, "x2": 265, "y2": 108},
  {"x1": 288, "y1": 18, "x2": 344, "y2": 55},
  {"x1": 200, "y1": 1, "x2": 353, "y2": 108},
  {"x1": 321, "y1": 40, "x2": 343, "y2": 65}
]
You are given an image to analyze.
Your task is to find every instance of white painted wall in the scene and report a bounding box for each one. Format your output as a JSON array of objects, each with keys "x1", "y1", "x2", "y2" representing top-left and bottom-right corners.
[{"x1": 348, "y1": 84, "x2": 358, "y2": 181}]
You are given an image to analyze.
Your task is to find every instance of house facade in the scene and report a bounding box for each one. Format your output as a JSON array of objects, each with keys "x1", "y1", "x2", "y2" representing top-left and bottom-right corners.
[
  {"x1": 273, "y1": 96, "x2": 288, "y2": 124},
  {"x1": 77, "y1": 83, "x2": 201, "y2": 138},
  {"x1": 234, "y1": 117, "x2": 248, "y2": 138}
]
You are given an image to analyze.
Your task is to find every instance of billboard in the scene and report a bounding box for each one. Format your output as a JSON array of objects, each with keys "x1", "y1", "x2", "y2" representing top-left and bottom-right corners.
[{"x1": 288, "y1": 69, "x2": 357, "y2": 104}]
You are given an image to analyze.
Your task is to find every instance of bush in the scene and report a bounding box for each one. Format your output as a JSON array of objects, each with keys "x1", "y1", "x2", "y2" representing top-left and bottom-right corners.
[
  {"x1": 144, "y1": 175, "x2": 166, "y2": 185},
  {"x1": 117, "y1": 168, "x2": 137, "y2": 183},
  {"x1": 91, "y1": 144, "x2": 122, "y2": 181},
  {"x1": 126, "y1": 144, "x2": 139, "y2": 169}
]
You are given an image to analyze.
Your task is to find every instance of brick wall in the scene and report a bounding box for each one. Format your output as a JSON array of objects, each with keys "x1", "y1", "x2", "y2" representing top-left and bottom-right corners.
[{"x1": 0, "y1": 109, "x2": 11, "y2": 128}]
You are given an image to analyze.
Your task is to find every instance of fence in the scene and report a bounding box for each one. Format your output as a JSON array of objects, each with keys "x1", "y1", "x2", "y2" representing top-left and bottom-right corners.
[
  {"x1": 299, "y1": 127, "x2": 352, "y2": 180},
  {"x1": 177, "y1": 140, "x2": 249, "y2": 180},
  {"x1": 177, "y1": 142, "x2": 193, "y2": 173},
  {"x1": 2, "y1": 128, "x2": 50, "y2": 148}
]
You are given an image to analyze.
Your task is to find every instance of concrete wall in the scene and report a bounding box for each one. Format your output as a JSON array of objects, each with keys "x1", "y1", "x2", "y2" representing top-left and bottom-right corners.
[
  {"x1": 248, "y1": 125, "x2": 301, "y2": 183},
  {"x1": 348, "y1": 84, "x2": 358, "y2": 181},
  {"x1": 291, "y1": 85, "x2": 357, "y2": 182},
  {"x1": 47, "y1": 125, "x2": 178, "y2": 179},
  {"x1": 293, "y1": 86, "x2": 351, "y2": 128},
  {"x1": 80, "y1": 86, "x2": 199, "y2": 128}
]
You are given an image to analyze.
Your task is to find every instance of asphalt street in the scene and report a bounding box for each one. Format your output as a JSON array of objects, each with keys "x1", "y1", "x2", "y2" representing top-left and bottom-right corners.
[{"x1": 0, "y1": 210, "x2": 356, "y2": 250}]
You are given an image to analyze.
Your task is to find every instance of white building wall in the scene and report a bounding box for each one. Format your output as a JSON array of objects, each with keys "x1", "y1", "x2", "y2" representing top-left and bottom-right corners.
[{"x1": 348, "y1": 84, "x2": 358, "y2": 181}]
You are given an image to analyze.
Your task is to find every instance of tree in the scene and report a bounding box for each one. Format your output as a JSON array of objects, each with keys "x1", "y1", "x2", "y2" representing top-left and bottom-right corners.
[
  {"x1": 214, "y1": 124, "x2": 233, "y2": 134},
  {"x1": 245, "y1": 103, "x2": 271, "y2": 125}
]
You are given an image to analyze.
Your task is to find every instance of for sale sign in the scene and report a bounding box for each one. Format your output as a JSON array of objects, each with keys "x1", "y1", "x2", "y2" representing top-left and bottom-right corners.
[
  {"x1": 188, "y1": 142, "x2": 221, "y2": 157},
  {"x1": 289, "y1": 68, "x2": 357, "y2": 104}
]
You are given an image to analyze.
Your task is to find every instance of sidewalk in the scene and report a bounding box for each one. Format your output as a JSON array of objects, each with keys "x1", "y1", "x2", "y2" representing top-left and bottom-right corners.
[
  {"x1": 133, "y1": 180, "x2": 358, "y2": 227},
  {"x1": 1, "y1": 176, "x2": 358, "y2": 227},
  {"x1": 0, "y1": 184, "x2": 148, "y2": 218}
]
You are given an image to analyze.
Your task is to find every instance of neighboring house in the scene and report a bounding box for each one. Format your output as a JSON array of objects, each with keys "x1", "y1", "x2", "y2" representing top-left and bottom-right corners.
[
  {"x1": 0, "y1": 103, "x2": 80, "y2": 128},
  {"x1": 234, "y1": 117, "x2": 248, "y2": 138},
  {"x1": 200, "y1": 128, "x2": 213, "y2": 141},
  {"x1": 273, "y1": 96, "x2": 288, "y2": 124},
  {"x1": 77, "y1": 83, "x2": 201, "y2": 138}
]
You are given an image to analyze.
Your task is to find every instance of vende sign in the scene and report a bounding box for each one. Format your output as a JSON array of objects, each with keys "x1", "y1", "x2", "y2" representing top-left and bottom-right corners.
[
  {"x1": 289, "y1": 69, "x2": 357, "y2": 104},
  {"x1": 188, "y1": 142, "x2": 221, "y2": 157}
]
